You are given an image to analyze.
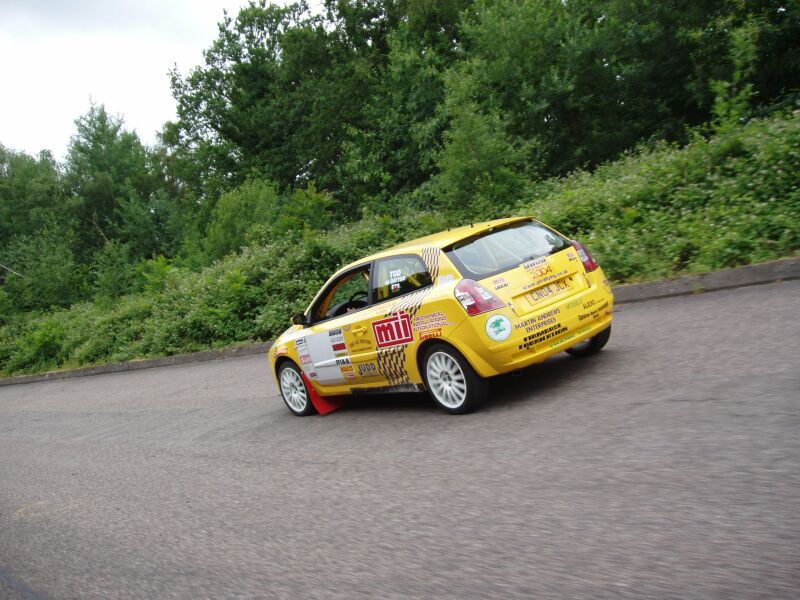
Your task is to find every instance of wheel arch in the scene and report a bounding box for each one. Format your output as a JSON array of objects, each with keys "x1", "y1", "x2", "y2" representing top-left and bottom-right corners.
[
  {"x1": 415, "y1": 338, "x2": 474, "y2": 383},
  {"x1": 274, "y1": 355, "x2": 296, "y2": 378}
]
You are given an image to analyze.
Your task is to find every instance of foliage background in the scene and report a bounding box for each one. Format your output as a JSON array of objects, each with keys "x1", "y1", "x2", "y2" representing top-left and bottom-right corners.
[{"x1": 1, "y1": 0, "x2": 799, "y2": 375}]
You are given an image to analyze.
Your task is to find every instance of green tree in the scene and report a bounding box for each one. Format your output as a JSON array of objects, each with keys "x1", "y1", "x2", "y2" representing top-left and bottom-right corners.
[
  {"x1": 204, "y1": 179, "x2": 280, "y2": 260},
  {"x1": 2, "y1": 218, "x2": 86, "y2": 312},
  {"x1": 169, "y1": 1, "x2": 373, "y2": 202},
  {"x1": 92, "y1": 241, "x2": 142, "y2": 306},
  {"x1": 0, "y1": 146, "x2": 65, "y2": 244}
]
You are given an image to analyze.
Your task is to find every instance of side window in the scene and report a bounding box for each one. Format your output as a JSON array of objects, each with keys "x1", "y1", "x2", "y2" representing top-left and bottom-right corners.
[
  {"x1": 312, "y1": 265, "x2": 371, "y2": 323},
  {"x1": 372, "y1": 255, "x2": 432, "y2": 302}
]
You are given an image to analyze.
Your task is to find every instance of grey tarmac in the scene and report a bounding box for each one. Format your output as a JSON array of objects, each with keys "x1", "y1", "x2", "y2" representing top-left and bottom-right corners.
[{"x1": 1, "y1": 281, "x2": 798, "y2": 599}]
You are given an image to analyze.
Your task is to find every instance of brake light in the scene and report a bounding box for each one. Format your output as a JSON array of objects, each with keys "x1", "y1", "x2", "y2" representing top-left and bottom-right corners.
[
  {"x1": 571, "y1": 240, "x2": 599, "y2": 273},
  {"x1": 454, "y1": 279, "x2": 506, "y2": 315}
]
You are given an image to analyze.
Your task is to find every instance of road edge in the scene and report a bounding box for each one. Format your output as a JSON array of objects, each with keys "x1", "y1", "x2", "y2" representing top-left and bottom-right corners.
[{"x1": 2, "y1": 256, "x2": 797, "y2": 387}]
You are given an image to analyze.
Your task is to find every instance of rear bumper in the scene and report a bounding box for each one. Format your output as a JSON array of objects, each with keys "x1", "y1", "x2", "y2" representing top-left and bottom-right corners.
[{"x1": 448, "y1": 269, "x2": 614, "y2": 378}]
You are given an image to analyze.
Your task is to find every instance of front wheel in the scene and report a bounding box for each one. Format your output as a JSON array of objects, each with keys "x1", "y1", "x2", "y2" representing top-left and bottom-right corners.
[
  {"x1": 278, "y1": 362, "x2": 317, "y2": 416},
  {"x1": 422, "y1": 344, "x2": 488, "y2": 414},
  {"x1": 566, "y1": 326, "x2": 611, "y2": 358}
]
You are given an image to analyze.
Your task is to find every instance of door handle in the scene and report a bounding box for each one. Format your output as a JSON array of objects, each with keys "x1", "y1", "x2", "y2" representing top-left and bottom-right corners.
[{"x1": 352, "y1": 326, "x2": 368, "y2": 336}]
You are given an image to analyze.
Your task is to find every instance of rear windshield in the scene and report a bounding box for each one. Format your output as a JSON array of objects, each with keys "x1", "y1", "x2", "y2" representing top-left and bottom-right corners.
[{"x1": 446, "y1": 221, "x2": 570, "y2": 279}]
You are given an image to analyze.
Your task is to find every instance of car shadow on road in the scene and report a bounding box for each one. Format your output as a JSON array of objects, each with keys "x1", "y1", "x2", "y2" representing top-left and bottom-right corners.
[
  {"x1": 334, "y1": 350, "x2": 612, "y2": 415},
  {"x1": 485, "y1": 351, "x2": 609, "y2": 412}
]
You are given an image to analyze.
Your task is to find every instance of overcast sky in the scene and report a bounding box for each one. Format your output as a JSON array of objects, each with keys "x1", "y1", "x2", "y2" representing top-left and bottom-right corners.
[{"x1": 0, "y1": 0, "x2": 285, "y2": 160}]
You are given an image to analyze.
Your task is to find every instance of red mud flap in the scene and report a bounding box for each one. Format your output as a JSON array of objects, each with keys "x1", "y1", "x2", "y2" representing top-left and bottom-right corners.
[{"x1": 301, "y1": 373, "x2": 342, "y2": 416}]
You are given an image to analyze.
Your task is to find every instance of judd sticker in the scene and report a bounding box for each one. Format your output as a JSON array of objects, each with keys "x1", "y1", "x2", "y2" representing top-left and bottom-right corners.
[
  {"x1": 357, "y1": 362, "x2": 378, "y2": 377},
  {"x1": 485, "y1": 314, "x2": 512, "y2": 342},
  {"x1": 372, "y1": 311, "x2": 414, "y2": 348}
]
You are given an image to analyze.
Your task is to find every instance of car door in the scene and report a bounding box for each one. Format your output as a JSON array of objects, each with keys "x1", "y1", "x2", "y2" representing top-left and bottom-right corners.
[{"x1": 294, "y1": 263, "x2": 383, "y2": 388}]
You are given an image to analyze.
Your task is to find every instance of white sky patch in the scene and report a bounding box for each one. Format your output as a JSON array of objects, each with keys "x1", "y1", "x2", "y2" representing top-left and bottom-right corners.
[{"x1": 0, "y1": 0, "x2": 312, "y2": 160}]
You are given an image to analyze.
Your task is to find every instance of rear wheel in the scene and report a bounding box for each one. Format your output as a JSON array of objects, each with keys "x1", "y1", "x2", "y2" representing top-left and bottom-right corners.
[
  {"x1": 566, "y1": 326, "x2": 611, "y2": 358},
  {"x1": 422, "y1": 344, "x2": 488, "y2": 414},
  {"x1": 278, "y1": 362, "x2": 317, "y2": 416}
]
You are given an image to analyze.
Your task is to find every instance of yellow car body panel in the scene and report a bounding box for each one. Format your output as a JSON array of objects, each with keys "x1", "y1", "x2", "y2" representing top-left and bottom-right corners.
[{"x1": 269, "y1": 217, "x2": 613, "y2": 398}]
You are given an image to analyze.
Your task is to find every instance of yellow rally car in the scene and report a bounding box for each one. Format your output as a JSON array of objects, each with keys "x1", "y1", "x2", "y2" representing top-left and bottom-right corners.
[{"x1": 269, "y1": 217, "x2": 613, "y2": 415}]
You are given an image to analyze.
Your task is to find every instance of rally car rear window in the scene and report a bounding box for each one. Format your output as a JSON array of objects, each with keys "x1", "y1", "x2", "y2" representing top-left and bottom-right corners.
[{"x1": 446, "y1": 221, "x2": 570, "y2": 279}]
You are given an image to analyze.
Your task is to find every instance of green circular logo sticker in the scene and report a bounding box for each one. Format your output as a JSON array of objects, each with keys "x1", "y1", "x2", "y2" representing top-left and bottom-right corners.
[{"x1": 485, "y1": 314, "x2": 512, "y2": 342}]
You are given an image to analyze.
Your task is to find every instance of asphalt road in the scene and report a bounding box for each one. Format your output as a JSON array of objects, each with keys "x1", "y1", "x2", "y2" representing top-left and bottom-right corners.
[{"x1": 1, "y1": 281, "x2": 798, "y2": 600}]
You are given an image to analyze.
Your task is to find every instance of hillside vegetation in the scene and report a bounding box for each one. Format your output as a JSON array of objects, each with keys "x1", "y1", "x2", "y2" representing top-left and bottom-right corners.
[
  {"x1": 1, "y1": 1, "x2": 799, "y2": 375},
  {"x1": 2, "y1": 110, "x2": 798, "y2": 375}
]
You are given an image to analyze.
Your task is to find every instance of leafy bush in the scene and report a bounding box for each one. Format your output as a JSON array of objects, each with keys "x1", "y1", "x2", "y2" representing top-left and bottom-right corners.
[
  {"x1": 2, "y1": 111, "x2": 798, "y2": 376},
  {"x1": 524, "y1": 110, "x2": 800, "y2": 281}
]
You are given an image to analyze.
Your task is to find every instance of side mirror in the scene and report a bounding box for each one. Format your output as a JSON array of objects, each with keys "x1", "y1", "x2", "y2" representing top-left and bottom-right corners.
[{"x1": 290, "y1": 312, "x2": 307, "y2": 326}]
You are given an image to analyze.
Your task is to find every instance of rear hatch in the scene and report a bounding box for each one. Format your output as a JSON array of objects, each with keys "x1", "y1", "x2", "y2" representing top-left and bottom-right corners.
[
  {"x1": 445, "y1": 220, "x2": 587, "y2": 316},
  {"x1": 478, "y1": 248, "x2": 586, "y2": 316}
]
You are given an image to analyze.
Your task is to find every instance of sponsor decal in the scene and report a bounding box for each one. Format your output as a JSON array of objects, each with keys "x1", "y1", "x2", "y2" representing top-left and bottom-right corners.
[
  {"x1": 335, "y1": 357, "x2": 351, "y2": 366},
  {"x1": 327, "y1": 327, "x2": 348, "y2": 353},
  {"x1": 564, "y1": 298, "x2": 582, "y2": 310},
  {"x1": 296, "y1": 335, "x2": 315, "y2": 376},
  {"x1": 493, "y1": 276, "x2": 509, "y2": 290},
  {"x1": 577, "y1": 300, "x2": 610, "y2": 322},
  {"x1": 391, "y1": 283, "x2": 401, "y2": 292},
  {"x1": 419, "y1": 328, "x2": 442, "y2": 341},
  {"x1": 349, "y1": 338, "x2": 373, "y2": 349},
  {"x1": 273, "y1": 346, "x2": 288, "y2": 358},
  {"x1": 372, "y1": 311, "x2": 414, "y2": 348},
  {"x1": 522, "y1": 256, "x2": 548, "y2": 270},
  {"x1": 412, "y1": 311, "x2": 452, "y2": 332},
  {"x1": 528, "y1": 264, "x2": 553, "y2": 280},
  {"x1": 486, "y1": 314, "x2": 512, "y2": 342},
  {"x1": 438, "y1": 273, "x2": 455, "y2": 285},
  {"x1": 340, "y1": 365, "x2": 355, "y2": 378},
  {"x1": 357, "y1": 362, "x2": 378, "y2": 377},
  {"x1": 522, "y1": 269, "x2": 569, "y2": 291},
  {"x1": 519, "y1": 323, "x2": 568, "y2": 351},
  {"x1": 515, "y1": 307, "x2": 561, "y2": 331},
  {"x1": 567, "y1": 251, "x2": 578, "y2": 262},
  {"x1": 385, "y1": 269, "x2": 407, "y2": 286},
  {"x1": 548, "y1": 326, "x2": 592, "y2": 350}
]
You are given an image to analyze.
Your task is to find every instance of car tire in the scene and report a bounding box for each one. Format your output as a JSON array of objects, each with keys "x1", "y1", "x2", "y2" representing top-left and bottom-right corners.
[
  {"x1": 566, "y1": 326, "x2": 611, "y2": 358},
  {"x1": 422, "y1": 344, "x2": 488, "y2": 414},
  {"x1": 277, "y1": 362, "x2": 317, "y2": 416}
]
